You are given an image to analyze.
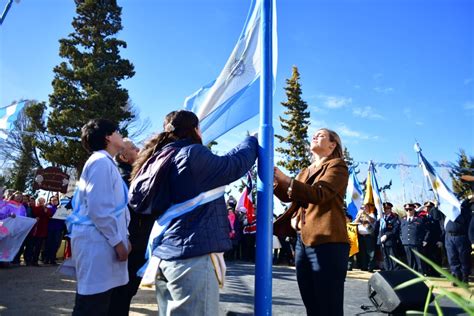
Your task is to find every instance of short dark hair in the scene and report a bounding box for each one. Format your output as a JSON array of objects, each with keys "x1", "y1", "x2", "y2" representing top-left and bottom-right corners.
[{"x1": 81, "y1": 119, "x2": 118, "y2": 153}]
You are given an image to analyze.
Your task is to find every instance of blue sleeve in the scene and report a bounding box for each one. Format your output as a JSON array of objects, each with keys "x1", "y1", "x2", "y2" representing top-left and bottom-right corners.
[{"x1": 190, "y1": 136, "x2": 258, "y2": 191}]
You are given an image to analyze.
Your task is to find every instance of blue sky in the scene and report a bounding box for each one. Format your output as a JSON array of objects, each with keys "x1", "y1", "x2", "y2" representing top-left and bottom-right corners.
[{"x1": 1, "y1": 0, "x2": 473, "y2": 209}]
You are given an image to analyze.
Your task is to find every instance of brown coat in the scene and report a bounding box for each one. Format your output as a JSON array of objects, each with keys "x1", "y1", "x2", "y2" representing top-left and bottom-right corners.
[{"x1": 274, "y1": 157, "x2": 349, "y2": 246}]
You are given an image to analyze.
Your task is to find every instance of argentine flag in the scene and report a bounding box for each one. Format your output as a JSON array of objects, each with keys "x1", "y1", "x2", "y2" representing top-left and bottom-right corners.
[
  {"x1": 184, "y1": 0, "x2": 277, "y2": 144},
  {"x1": 0, "y1": 100, "x2": 27, "y2": 139},
  {"x1": 346, "y1": 167, "x2": 363, "y2": 219},
  {"x1": 414, "y1": 143, "x2": 461, "y2": 223}
]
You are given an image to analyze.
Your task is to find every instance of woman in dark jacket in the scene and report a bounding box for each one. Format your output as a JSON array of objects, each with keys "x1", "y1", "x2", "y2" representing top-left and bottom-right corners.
[
  {"x1": 273, "y1": 128, "x2": 349, "y2": 316},
  {"x1": 130, "y1": 110, "x2": 258, "y2": 316}
]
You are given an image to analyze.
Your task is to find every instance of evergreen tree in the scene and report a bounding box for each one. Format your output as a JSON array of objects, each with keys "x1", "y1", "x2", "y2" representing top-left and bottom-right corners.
[
  {"x1": 343, "y1": 147, "x2": 357, "y2": 172},
  {"x1": 275, "y1": 66, "x2": 311, "y2": 176},
  {"x1": 451, "y1": 149, "x2": 474, "y2": 199},
  {"x1": 40, "y1": 0, "x2": 135, "y2": 173}
]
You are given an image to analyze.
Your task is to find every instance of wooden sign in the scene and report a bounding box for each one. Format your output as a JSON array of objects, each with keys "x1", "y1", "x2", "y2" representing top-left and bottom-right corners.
[{"x1": 33, "y1": 167, "x2": 70, "y2": 193}]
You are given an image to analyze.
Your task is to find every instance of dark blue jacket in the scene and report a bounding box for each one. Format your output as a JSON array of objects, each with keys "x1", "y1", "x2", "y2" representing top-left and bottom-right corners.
[
  {"x1": 376, "y1": 212, "x2": 400, "y2": 246},
  {"x1": 400, "y1": 216, "x2": 427, "y2": 246},
  {"x1": 154, "y1": 136, "x2": 258, "y2": 260}
]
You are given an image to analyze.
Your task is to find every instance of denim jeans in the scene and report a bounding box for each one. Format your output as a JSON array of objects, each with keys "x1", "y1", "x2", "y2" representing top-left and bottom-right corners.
[
  {"x1": 295, "y1": 235, "x2": 349, "y2": 316},
  {"x1": 155, "y1": 254, "x2": 219, "y2": 316}
]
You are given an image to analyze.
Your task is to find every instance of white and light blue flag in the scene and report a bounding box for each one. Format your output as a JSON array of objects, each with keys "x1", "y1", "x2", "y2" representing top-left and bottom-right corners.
[
  {"x1": 414, "y1": 143, "x2": 460, "y2": 222},
  {"x1": 346, "y1": 167, "x2": 363, "y2": 220},
  {"x1": 0, "y1": 100, "x2": 27, "y2": 139},
  {"x1": 184, "y1": 0, "x2": 277, "y2": 144}
]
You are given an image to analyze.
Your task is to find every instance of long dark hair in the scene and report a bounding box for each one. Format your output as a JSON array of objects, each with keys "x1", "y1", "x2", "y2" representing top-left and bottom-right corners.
[{"x1": 131, "y1": 110, "x2": 201, "y2": 179}]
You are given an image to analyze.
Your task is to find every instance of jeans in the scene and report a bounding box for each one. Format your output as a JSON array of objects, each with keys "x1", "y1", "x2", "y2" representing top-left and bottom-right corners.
[
  {"x1": 295, "y1": 235, "x2": 349, "y2": 316},
  {"x1": 155, "y1": 254, "x2": 219, "y2": 316}
]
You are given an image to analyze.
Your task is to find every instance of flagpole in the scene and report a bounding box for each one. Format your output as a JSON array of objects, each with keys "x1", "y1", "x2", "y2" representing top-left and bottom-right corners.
[
  {"x1": 0, "y1": 0, "x2": 14, "y2": 26},
  {"x1": 255, "y1": 0, "x2": 273, "y2": 314}
]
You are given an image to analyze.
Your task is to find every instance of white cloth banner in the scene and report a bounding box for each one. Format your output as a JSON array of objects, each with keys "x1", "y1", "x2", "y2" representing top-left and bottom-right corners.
[{"x1": 0, "y1": 216, "x2": 36, "y2": 261}]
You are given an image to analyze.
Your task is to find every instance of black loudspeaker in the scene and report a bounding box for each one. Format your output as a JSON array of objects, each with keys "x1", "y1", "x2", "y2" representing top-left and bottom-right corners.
[{"x1": 368, "y1": 269, "x2": 434, "y2": 314}]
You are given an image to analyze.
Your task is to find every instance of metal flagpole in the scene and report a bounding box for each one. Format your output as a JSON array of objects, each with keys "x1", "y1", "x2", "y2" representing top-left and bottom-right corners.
[
  {"x1": 0, "y1": 0, "x2": 15, "y2": 26},
  {"x1": 255, "y1": 0, "x2": 273, "y2": 314}
]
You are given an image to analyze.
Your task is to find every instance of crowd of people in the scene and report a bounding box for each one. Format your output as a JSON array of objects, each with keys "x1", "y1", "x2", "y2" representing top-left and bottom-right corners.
[
  {"x1": 0, "y1": 114, "x2": 472, "y2": 316},
  {"x1": 0, "y1": 190, "x2": 66, "y2": 267},
  {"x1": 349, "y1": 199, "x2": 472, "y2": 286}
]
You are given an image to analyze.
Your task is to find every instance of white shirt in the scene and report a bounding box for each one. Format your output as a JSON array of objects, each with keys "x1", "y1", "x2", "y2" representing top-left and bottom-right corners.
[{"x1": 71, "y1": 150, "x2": 130, "y2": 295}]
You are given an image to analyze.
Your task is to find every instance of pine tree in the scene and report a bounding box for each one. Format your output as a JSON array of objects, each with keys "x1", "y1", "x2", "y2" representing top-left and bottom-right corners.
[
  {"x1": 40, "y1": 0, "x2": 135, "y2": 173},
  {"x1": 343, "y1": 147, "x2": 356, "y2": 171},
  {"x1": 275, "y1": 66, "x2": 311, "y2": 176},
  {"x1": 451, "y1": 149, "x2": 474, "y2": 199}
]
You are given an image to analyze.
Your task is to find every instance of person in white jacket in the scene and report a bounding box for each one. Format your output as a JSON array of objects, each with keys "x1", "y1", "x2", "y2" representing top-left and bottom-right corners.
[{"x1": 70, "y1": 119, "x2": 131, "y2": 315}]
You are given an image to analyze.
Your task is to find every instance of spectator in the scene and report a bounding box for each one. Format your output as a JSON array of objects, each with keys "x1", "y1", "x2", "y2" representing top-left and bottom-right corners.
[
  {"x1": 354, "y1": 204, "x2": 377, "y2": 272},
  {"x1": 44, "y1": 196, "x2": 64, "y2": 265},
  {"x1": 27, "y1": 197, "x2": 52, "y2": 266}
]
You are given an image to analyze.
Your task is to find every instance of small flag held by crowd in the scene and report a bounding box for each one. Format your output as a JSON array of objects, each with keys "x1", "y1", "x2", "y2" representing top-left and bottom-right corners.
[{"x1": 237, "y1": 172, "x2": 256, "y2": 231}]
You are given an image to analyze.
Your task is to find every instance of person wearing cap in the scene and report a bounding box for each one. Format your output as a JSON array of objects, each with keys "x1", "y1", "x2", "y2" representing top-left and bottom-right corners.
[
  {"x1": 444, "y1": 198, "x2": 472, "y2": 284},
  {"x1": 376, "y1": 202, "x2": 400, "y2": 271},
  {"x1": 400, "y1": 203, "x2": 428, "y2": 274},
  {"x1": 418, "y1": 201, "x2": 444, "y2": 276}
]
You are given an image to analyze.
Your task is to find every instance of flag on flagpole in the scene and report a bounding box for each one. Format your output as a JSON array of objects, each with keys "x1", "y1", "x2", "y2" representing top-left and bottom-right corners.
[
  {"x1": 414, "y1": 143, "x2": 461, "y2": 222},
  {"x1": 184, "y1": 0, "x2": 277, "y2": 144},
  {"x1": 236, "y1": 172, "x2": 256, "y2": 224},
  {"x1": 346, "y1": 167, "x2": 363, "y2": 220},
  {"x1": 363, "y1": 161, "x2": 384, "y2": 219},
  {"x1": 0, "y1": 100, "x2": 27, "y2": 139}
]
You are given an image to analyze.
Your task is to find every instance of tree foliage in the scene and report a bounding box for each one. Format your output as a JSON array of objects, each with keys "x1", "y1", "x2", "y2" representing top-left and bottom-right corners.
[
  {"x1": 275, "y1": 66, "x2": 311, "y2": 176},
  {"x1": 451, "y1": 149, "x2": 474, "y2": 199},
  {"x1": 0, "y1": 101, "x2": 46, "y2": 192},
  {"x1": 39, "y1": 0, "x2": 135, "y2": 173}
]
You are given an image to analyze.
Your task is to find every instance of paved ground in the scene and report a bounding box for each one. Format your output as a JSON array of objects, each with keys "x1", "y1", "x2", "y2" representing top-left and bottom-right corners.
[{"x1": 0, "y1": 260, "x2": 471, "y2": 315}]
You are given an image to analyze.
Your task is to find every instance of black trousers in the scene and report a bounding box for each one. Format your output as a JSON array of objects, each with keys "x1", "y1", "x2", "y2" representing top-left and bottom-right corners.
[
  {"x1": 381, "y1": 244, "x2": 398, "y2": 271},
  {"x1": 73, "y1": 289, "x2": 113, "y2": 316},
  {"x1": 404, "y1": 245, "x2": 423, "y2": 274},
  {"x1": 108, "y1": 246, "x2": 147, "y2": 316},
  {"x1": 295, "y1": 235, "x2": 349, "y2": 316}
]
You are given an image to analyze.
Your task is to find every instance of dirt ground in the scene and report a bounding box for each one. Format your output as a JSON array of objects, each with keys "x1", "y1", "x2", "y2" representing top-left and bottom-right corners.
[
  {"x1": 1, "y1": 259, "x2": 472, "y2": 316},
  {"x1": 0, "y1": 261, "x2": 158, "y2": 315}
]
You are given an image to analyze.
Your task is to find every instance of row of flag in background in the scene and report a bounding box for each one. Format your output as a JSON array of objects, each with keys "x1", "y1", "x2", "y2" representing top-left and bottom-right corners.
[
  {"x1": 346, "y1": 144, "x2": 461, "y2": 224},
  {"x1": 0, "y1": 0, "x2": 462, "y2": 234}
]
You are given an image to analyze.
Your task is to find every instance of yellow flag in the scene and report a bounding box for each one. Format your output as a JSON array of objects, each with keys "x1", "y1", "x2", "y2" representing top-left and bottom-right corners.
[{"x1": 347, "y1": 223, "x2": 359, "y2": 257}]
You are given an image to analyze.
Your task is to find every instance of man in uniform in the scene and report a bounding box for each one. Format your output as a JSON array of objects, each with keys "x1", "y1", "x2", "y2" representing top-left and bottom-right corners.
[
  {"x1": 376, "y1": 202, "x2": 400, "y2": 271},
  {"x1": 417, "y1": 201, "x2": 443, "y2": 276},
  {"x1": 400, "y1": 203, "x2": 427, "y2": 274}
]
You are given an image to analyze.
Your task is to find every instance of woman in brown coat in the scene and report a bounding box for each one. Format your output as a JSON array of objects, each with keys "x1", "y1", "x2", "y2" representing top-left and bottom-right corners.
[{"x1": 274, "y1": 128, "x2": 349, "y2": 316}]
